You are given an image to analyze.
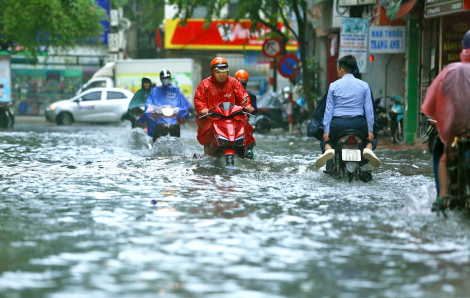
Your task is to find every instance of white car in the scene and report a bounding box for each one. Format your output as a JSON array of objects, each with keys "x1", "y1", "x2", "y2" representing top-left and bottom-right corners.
[{"x1": 46, "y1": 88, "x2": 134, "y2": 125}]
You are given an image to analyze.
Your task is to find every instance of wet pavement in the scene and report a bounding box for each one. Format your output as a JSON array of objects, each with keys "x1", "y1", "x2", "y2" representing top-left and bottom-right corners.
[{"x1": 0, "y1": 122, "x2": 469, "y2": 298}]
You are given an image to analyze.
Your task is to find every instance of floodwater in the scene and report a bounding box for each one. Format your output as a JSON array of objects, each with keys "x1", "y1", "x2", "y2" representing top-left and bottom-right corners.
[{"x1": 0, "y1": 123, "x2": 469, "y2": 298}]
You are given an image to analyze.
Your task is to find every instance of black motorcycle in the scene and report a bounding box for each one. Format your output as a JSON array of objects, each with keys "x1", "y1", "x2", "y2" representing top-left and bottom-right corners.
[
  {"x1": 325, "y1": 129, "x2": 373, "y2": 183},
  {"x1": 445, "y1": 133, "x2": 470, "y2": 210},
  {"x1": 434, "y1": 133, "x2": 470, "y2": 215},
  {"x1": 150, "y1": 105, "x2": 181, "y2": 142},
  {"x1": 424, "y1": 119, "x2": 470, "y2": 215},
  {"x1": 250, "y1": 89, "x2": 309, "y2": 135}
]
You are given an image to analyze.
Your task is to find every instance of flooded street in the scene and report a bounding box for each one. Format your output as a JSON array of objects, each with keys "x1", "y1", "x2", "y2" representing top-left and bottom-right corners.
[{"x1": 1, "y1": 123, "x2": 469, "y2": 298}]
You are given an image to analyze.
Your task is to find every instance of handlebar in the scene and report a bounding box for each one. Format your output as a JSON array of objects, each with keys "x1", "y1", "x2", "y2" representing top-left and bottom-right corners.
[{"x1": 199, "y1": 112, "x2": 212, "y2": 119}]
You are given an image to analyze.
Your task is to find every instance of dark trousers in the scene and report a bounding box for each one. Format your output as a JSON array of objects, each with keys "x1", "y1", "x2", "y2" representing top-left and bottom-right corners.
[
  {"x1": 153, "y1": 123, "x2": 180, "y2": 142},
  {"x1": 320, "y1": 116, "x2": 378, "y2": 152},
  {"x1": 432, "y1": 138, "x2": 444, "y2": 195}
]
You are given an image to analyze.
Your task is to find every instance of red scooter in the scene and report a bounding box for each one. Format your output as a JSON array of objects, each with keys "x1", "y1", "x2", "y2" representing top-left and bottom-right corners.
[{"x1": 200, "y1": 102, "x2": 252, "y2": 166}]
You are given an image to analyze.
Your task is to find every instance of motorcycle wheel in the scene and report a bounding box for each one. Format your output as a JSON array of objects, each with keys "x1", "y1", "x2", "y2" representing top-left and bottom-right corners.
[
  {"x1": 0, "y1": 110, "x2": 12, "y2": 128},
  {"x1": 392, "y1": 121, "x2": 404, "y2": 144},
  {"x1": 298, "y1": 119, "x2": 310, "y2": 136},
  {"x1": 347, "y1": 172, "x2": 354, "y2": 183},
  {"x1": 226, "y1": 155, "x2": 234, "y2": 167},
  {"x1": 255, "y1": 118, "x2": 271, "y2": 133}
]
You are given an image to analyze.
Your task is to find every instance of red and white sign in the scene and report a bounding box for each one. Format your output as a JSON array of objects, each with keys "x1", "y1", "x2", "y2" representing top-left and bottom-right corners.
[
  {"x1": 165, "y1": 19, "x2": 298, "y2": 51},
  {"x1": 262, "y1": 38, "x2": 283, "y2": 58},
  {"x1": 277, "y1": 54, "x2": 301, "y2": 79}
]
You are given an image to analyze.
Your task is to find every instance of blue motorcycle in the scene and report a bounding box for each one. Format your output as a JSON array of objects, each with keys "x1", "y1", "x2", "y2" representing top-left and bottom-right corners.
[{"x1": 389, "y1": 95, "x2": 404, "y2": 144}]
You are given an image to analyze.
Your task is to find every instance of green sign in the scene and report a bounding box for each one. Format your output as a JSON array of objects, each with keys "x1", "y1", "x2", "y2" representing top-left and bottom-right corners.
[{"x1": 425, "y1": 0, "x2": 464, "y2": 17}]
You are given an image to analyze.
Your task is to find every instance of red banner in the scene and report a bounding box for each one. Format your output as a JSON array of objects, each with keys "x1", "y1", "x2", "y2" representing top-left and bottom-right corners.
[{"x1": 165, "y1": 19, "x2": 298, "y2": 51}]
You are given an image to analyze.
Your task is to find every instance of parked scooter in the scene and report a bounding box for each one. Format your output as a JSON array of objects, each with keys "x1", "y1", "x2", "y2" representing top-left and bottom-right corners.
[
  {"x1": 199, "y1": 102, "x2": 253, "y2": 166},
  {"x1": 373, "y1": 96, "x2": 391, "y2": 136},
  {"x1": 325, "y1": 130, "x2": 373, "y2": 183},
  {"x1": 250, "y1": 88, "x2": 309, "y2": 134},
  {"x1": 389, "y1": 95, "x2": 404, "y2": 144}
]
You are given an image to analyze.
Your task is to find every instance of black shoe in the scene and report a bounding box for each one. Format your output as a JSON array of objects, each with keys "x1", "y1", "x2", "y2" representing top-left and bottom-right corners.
[{"x1": 246, "y1": 149, "x2": 255, "y2": 160}]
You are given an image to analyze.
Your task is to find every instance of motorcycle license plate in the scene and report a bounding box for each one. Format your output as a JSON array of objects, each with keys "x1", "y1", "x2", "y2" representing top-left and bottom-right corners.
[{"x1": 342, "y1": 149, "x2": 361, "y2": 161}]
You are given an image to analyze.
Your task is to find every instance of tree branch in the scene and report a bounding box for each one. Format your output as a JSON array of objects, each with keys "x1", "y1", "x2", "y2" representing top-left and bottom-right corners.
[
  {"x1": 291, "y1": 0, "x2": 305, "y2": 35},
  {"x1": 256, "y1": 17, "x2": 284, "y2": 39},
  {"x1": 277, "y1": 3, "x2": 299, "y2": 42}
]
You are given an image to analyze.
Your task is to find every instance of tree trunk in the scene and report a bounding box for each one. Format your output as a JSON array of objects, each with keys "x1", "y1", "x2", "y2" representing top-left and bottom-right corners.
[{"x1": 298, "y1": 10, "x2": 313, "y2": 110}]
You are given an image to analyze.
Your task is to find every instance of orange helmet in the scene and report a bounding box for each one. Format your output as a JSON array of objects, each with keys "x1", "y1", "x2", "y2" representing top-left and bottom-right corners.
[
  {"x1": 235, "y1": 70, "x2": 249, "y2": 83},
  {"x1": 210, "y1": 57, "x2": 229, "y2": 70}
]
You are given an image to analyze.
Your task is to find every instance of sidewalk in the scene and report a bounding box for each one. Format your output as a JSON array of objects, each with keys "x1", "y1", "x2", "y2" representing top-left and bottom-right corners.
[{"x1": 15, "y1": 115, "x2": 47, "y2": 124}]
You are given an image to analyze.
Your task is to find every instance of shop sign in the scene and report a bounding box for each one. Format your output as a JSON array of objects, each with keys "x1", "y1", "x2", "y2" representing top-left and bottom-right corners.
[
  {"x1": 165, "y1": 19, "x2": 298, "y2": 51},
  {"x1": 262, "y1": 38, "x2": 283, "y2": 58},
  {"x1": 441, "y1": 15, "x2": 469, "y2": 66},
  {"x1": 425, "y1": 0, "x2": 465, "y2": 17},
  {"x1": 96, "y1": 0, "x2": 110, "y2": 44},
  {"x1": 369, "y1": 26, "x2": 406, "y2": 53},
  {"x1": 339, "y1": 18, "x2": 368, "y2": 73}
]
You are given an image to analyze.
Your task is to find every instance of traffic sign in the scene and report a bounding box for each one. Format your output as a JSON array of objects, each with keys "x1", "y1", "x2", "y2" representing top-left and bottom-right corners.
[
  {"x1": 277, "y1": 54, "x2": 301, "y2": 79},
  {"x1": 262, "y1": 38, "x2": 283, "y2": 58}
]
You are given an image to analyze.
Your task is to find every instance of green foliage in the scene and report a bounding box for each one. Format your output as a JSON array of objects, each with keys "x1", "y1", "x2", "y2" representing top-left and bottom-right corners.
[
  {"x1": 112, "y1": 0, "x2": 165, "y2": 32},
  {"x1": 0, "y1": 0, "x2": 105, "y2": 54},
  {"x1": 165, "y1": 0, "x2": 318, "y2": 105}
]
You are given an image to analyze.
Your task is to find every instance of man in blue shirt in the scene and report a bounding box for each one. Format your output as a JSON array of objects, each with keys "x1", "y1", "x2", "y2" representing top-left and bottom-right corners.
[{"x1": 315, "y1": 55, "x2": 381, "y2": 168}]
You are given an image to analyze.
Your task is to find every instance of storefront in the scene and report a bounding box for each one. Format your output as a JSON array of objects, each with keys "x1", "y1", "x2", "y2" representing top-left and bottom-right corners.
[
  {"x1": 11, "y1": 68, "x2": 84, "y2": 115},
  {"x1": 419, "y1": 0, "x2": 470, "y2": 134},
  {"x1": 164, "y1": 18, "x2": 299, "y2": 93}
]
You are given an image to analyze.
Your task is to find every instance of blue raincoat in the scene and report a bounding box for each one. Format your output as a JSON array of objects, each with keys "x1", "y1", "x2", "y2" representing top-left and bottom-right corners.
[{"x1": 138, "y1": 86, "x2": 191, "y2": 137}]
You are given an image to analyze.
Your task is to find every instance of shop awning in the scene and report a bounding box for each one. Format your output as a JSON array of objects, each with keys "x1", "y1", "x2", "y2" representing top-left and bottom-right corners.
[{"x1": 386, "y1": 0, "x2": 419, "y2": 20}]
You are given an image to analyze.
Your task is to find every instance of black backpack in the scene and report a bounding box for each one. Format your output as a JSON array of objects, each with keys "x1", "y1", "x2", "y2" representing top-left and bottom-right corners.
[{"x1": 308, "y1": 92, "x2": 327, "y2": 141}]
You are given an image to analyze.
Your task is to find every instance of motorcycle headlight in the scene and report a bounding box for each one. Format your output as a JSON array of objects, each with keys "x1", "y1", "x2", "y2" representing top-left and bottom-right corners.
[
  {"x1": 235, "y1": 135, "x2": 245, "y2": 146},
  {"x1": 49, "y1": 103, "x2": 57, "y2": 111},
  {"x1": 161, "y1": 107, "x2": 175, "y2": 117},
  {"x1": 216, "y1": 135, "x2": 229, "y2": 146}
]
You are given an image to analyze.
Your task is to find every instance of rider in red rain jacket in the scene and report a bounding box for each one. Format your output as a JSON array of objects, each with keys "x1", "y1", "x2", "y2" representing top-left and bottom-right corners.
[
  {"x1": 195, "y1": 57, "x2": 255, "y2": 155},
  {"x1": 422, "y1": 30, "x2": 470, "y2": 204}
]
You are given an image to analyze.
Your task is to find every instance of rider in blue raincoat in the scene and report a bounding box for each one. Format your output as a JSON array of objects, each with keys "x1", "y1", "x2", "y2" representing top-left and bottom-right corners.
[{"x1": 139, "y1": 70, "x2": 191, "y2": 141}]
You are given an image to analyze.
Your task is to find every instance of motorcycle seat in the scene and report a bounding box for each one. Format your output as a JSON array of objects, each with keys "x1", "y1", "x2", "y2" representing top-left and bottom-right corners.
[{"x1": 336, "y1": 129, "x2": 366, "y2": 142}]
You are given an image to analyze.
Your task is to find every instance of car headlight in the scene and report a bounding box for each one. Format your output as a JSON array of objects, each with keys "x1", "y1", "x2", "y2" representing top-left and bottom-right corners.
[{"x1": 49, "y1": 103, "x2": 57, "y2": 111}]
